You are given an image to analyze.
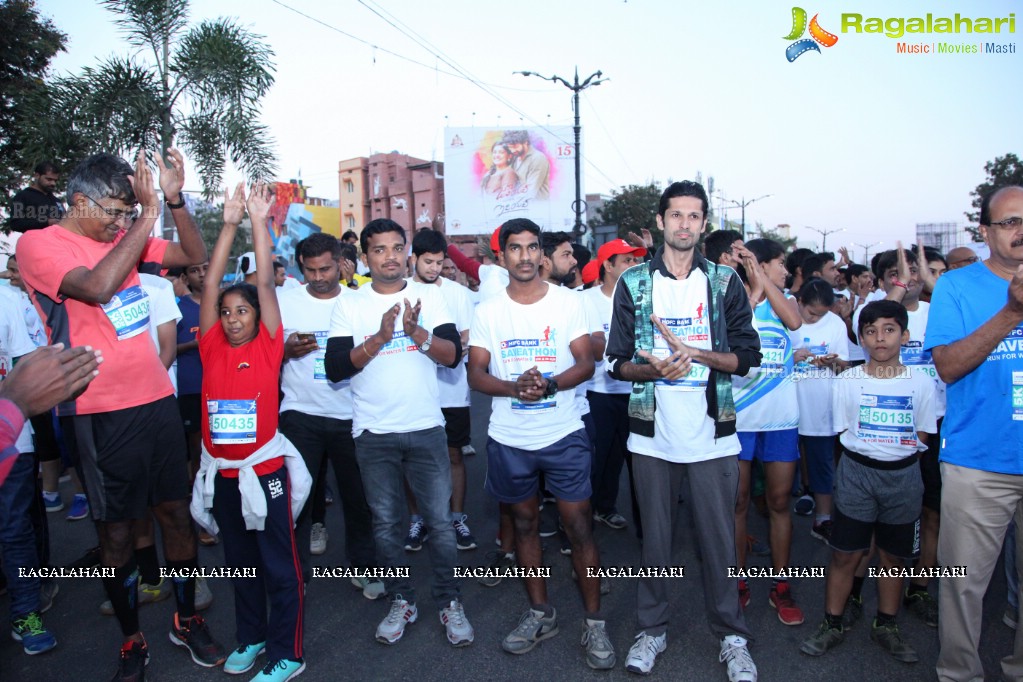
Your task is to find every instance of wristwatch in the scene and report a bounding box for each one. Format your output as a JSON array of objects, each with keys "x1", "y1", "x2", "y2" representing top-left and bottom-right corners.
[
  {"x1": 418, "y1": 331, "x2": 433, "y2": 353},
  {"x1": 542, "y1": 377, "x2": 559, "y2": 399},
  {"x1": 165, "y1": 194, "x2": 185, "y2": 209}
]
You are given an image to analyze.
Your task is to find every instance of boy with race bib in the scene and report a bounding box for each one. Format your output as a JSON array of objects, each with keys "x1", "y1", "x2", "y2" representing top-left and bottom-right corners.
[{"x1": 800, "y1": 300, "x2": 936, "y2": 665}]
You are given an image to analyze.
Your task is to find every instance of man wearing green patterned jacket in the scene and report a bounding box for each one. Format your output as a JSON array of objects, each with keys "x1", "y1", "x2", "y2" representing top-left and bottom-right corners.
[{"x1": 605, "y1": 181, "x2": 762, "y2": 681}]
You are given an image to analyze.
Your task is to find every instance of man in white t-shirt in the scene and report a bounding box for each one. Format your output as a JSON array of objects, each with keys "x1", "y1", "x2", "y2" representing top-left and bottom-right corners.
[
  {"x1": 582, "y1": 239, "x2": 646, "y2": 532},
  {"x1": 325, "y1": 219, "x2": 473, "y2": 648},
  {"x1": 467, "y1": 218, "x2": 613, "y2": 670},
  {"x1": 605, "y1": 181, "x2": 761, "y2": 681},
  {"x1": 278, "y1": 233, "x2": 381, "y2": 599},
  {"x1": 403, "y1": 229, "x2": 478, "y2": 552}
]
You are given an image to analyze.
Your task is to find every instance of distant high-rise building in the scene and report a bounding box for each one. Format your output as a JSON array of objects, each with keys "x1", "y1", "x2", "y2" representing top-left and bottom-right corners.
[{"x1": 916, "y1": 222, "x2": 976, "y2": 254}]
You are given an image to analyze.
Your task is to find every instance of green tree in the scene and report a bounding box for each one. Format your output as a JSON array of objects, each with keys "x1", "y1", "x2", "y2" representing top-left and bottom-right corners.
[
  {"x1": 598, "y1": 182, "x2": 663, "y2": 246},
  {"x1": 965, "y1": 153, "x2": 1023, "y2": 242},
  {"x1": 20, "y1": 0, "x2": 277, "y2": 199},
  {"x1": 752, "y1": 221, "x2": 798, "y2": 251},
  {"x1": 0, "y1": 0, "x2": 67, "y2": 204},
  {"x1": 195, "y1": 203, "x2": 250, "y2": 260}
]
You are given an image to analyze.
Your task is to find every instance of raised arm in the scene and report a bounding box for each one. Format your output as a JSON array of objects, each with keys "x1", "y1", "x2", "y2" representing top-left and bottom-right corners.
[
  {"x1": 58, "y1": 150, "x2": 162, "y2": 304},
  {"x1": 200, "y1": 183, "x2": 246, "y2": 335},
  {"x1": 246, "y1": 184, "x2": 281, "y2": 337},
  {"x1": 157, "y1": 148, "x2": 208, "y2": 268}
]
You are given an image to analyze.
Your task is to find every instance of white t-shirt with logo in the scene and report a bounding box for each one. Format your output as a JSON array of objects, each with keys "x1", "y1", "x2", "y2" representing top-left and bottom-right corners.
[
  {"x1": 330, "y1": 281, "x2": 452, "y2": 437},
  {"x1": 833, "y1": 364, "x2": 937, "y2": 461},
  {"x1": 0, "y1": 292, "x2": 37, "y2": 453},
  {"x1": 0, "y1": 286, "x2": 45, "y2": 347},
  {"x1": 280, "y1": 285, "x2": 353, "y2": 420},
  {"x1": 431, "y1": 277, "x2": 474, "y2": 409},
  {"x1": 792, "y1": 311, "x2": 850, "y2": 436},
  {"x1": 583, "y1": 286, "x2": 632, "y2": 395},
  {"x1": 470, "y1": 282, "x2": 587, "y2": 450},
  {"x1": 900, "y1": 302, "x2": 946, "y2": 418},
  {"x1": 575, "y1": 288, "x2": 605, "y2": 416},
  {"x1": 140, "y1": 273, "x2": 182, "y2": 395},
  {"x1": 627, "y1": 270, "x2": 741, "y2": 463}
]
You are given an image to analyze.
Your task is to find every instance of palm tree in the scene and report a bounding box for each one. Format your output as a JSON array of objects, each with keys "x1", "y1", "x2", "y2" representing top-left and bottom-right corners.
[{"x1": 22, "y1": 0, "x2": 276, "y2": 199}]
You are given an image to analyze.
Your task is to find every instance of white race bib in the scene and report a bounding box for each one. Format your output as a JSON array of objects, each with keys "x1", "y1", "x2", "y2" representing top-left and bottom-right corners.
[
  {"x1": 207, "y1": 399, "x2": 257, "y2": 444},
  {"x1": 102, "y1": 284, "x2": 150, "y2": 340},
  {"x1": 856, "y1": 393, "x2": 916, "y2": 447}
]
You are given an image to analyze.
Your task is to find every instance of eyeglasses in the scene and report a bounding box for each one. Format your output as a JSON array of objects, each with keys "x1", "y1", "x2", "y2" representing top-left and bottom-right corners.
[
  {"x1": 990, "y1": 216, "x2": 1023, "y2": 230},
  {"x1": 84, "y1": 194, "x2": 138, "y2": 222},
  {"x1": 948, "y1": 256, "x2": 979, "y2": 269}
]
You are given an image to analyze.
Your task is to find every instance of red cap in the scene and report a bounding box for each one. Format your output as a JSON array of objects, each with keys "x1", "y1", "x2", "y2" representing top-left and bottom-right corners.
[
  {"x1": 490, "y1": 227, "x2": 501, "y2": 254},
  {"x1": 597, "y1": 239, "x2": 646, "y2": 263},
  {"x1": 581, "y1": 260, "x2": 600, "y2": 285}
]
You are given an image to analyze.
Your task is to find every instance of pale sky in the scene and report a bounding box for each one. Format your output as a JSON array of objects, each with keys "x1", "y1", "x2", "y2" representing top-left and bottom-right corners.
[{"x1": 37, "y1": 0, "x2": 1023, "y2": 251}]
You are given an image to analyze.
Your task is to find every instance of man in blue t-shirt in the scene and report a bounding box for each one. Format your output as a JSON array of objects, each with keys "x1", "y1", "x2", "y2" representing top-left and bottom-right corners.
[
  {"x1": 174, "y1": 261, "x2": 207, "y2": 479},
  {"x1": 926, "y1": 185, "x2": 1023, "y2": 682}
]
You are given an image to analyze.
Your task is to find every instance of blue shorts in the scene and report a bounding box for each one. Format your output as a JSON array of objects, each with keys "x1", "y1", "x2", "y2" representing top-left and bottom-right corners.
[
  {"x1": 485, "y1": 429, "x2": 592, "y2": 504},
  {"x1": 737, "y1": 429, "x2": 799, "y2": 463}
]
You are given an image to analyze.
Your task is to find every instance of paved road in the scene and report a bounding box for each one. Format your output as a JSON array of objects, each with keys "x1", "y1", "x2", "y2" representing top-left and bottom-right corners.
[{"x1": 3, "y1": 393, "x2": 1017, "y2": 681}]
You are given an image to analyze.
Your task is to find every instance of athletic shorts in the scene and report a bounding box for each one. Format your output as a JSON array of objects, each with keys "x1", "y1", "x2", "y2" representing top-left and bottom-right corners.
[
  {"x1": 441, "y1": 406, "x2": 471, "y2": 448},
  {"x1": 737, "y1": 428, "x2": 799, "y2": 463},
  {"x1": 485, "y1": 429, "x2": 592, "y2": 504},
  {"x1": 177, "y1": 393, "x2": 202, "y2": 435},
  {"x1": 73, "y1": 395, "x2": 189, "y2": 522},
  {"x1": 829, "y1": 449, "x2": 922, "y2": 559}
]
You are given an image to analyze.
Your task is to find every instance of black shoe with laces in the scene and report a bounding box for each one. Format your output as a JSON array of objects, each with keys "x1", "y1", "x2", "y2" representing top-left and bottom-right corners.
[
  {"x1": 169, "y1": 613, "x2": 226, "y2": 667},
  {"x1": 111, "y1": 638, "x2": 149, "y2": 682}
]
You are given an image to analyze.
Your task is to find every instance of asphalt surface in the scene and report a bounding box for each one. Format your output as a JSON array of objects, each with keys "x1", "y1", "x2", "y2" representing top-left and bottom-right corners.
[{"x1": 2, "y1": 392, "x2": 1017, "y2": 681}]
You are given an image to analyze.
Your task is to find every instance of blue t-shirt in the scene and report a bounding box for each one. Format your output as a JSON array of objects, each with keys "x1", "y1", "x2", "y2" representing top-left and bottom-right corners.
[
  {"x1": 925, "y1": 262, "x2": 1023, "y2": 474},
  {"x1": 176, "y1": 295, "x2": 203, "y2": 396}
]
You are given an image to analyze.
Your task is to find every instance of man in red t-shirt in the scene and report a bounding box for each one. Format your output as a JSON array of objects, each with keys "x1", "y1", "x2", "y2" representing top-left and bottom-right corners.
[{"x1": 16, "y1": 150, "x2": 225, "y2": 679}]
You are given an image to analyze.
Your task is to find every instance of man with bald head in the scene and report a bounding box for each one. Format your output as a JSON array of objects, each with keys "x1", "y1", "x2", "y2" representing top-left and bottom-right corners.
[
  {"x1": 946, "y1": 246, "x2": 979, "y2": 271},
  {"x1": 926, "y1": 185, "x2": 1023, "y2": 681}
]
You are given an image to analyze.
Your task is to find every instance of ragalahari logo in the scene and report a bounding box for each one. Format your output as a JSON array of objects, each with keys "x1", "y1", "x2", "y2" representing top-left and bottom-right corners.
[{"x1": 784, "y1": 7, "x2": 839, "y2": 61}]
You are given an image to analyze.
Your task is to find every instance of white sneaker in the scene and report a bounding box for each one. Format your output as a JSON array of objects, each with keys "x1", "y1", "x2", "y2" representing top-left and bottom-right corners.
[
  {"x1": 310, "y1": 523, "x2": 328, "y2": 555},
  {"x1": 376, "y1": 596, "x2": 417, "y2": 644},
  {"x1": 351, "y1": 576, "x2": 386, "y2": 600},
  {"x1": 439, "y1": 600, "x2": 474, "y2": 646},
  {"x1": 625, "y1": 631, "x2": 666, "y2": 675},
  {"x1": 720, "y1": 635, "x2": 757, "y2": 682}
]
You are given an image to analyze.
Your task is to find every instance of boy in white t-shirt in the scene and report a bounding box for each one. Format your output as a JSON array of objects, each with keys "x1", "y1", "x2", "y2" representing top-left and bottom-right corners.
[
  {"x1": 800, "y1": 301, "x2": 937, "y2": 664},
  {"x1": 467, "y1": 219, "x2": 614, "y2": 671},
  {"x1": 791, "y1": 279, "x2": 850, "y2": 544}
]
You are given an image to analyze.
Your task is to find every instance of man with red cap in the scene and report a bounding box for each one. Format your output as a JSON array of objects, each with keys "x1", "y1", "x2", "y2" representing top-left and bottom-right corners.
[{"x1": 583, "y1": 240, "x2": 647, "y2": 533}]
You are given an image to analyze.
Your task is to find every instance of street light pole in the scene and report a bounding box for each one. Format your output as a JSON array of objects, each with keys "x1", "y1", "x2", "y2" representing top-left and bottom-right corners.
[
  {"x1": 722, "y1": 194, "x2": 772, "y2": 239},
  {"x1": 852, "y1": 241, "x2": 883, "y2": 265},
  {"x1": 804, "y1": 225, "x2": 845, "y2": 252},
  {"x1": 515, "y1": 67, "x2": 607, "y2": 239}
]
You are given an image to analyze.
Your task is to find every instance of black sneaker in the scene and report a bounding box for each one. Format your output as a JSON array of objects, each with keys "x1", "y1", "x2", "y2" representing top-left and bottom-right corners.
[
  {"x1": 169, "y1": 613, "x2": 226, "y2": 667},
  {"x1": 404, "y1": 519, "x2": 428, "y2": 552},
  {"x1": 558, "y1": 527, "x2": 572, "y2": 556},
  {"x1": 111, "y1": 638, "x2": 149, "y2": 682},
  {"x1": 903, "y1": 589, "x2": 938, "y2": 628},
  {"x1": 842, "y1": 595, "x2": 863, "y2": 629},
  {"x1": 799, "y1": 620, "x2": 844, "y2": 656},
  {"x1": 453, "y1": 515, "x2": 477, "y2": 551},
  {"x1": 870, "y1": 619, "x2": 919, "y2": 663},
  {"x1": 810, "y1": 520, "x2": 833, "y2": 543}
]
